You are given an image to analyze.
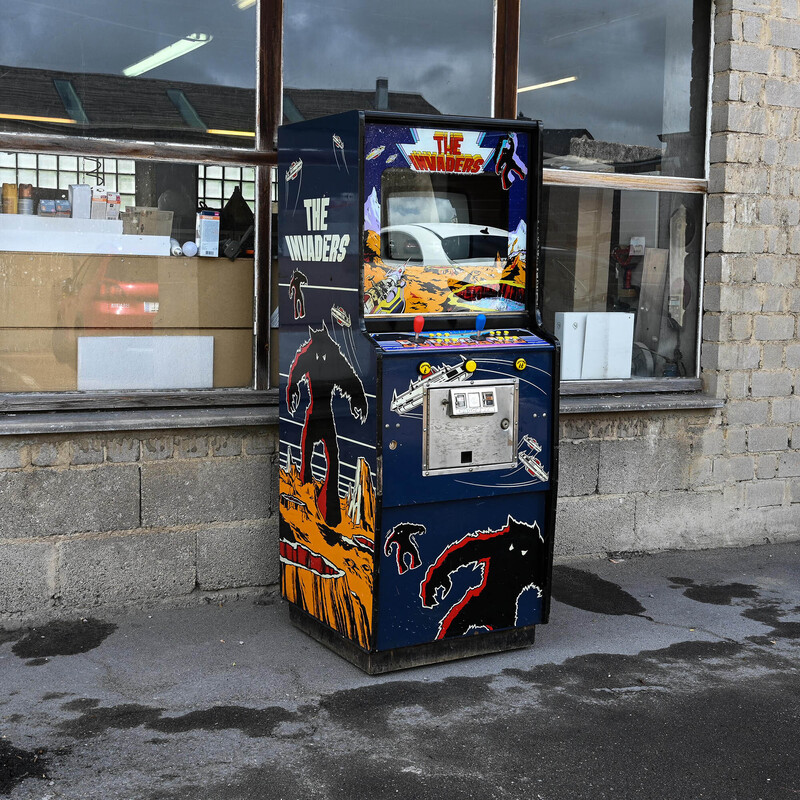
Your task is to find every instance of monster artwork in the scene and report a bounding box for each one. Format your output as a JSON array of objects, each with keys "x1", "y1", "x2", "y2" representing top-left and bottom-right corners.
[
  {"x1": 280, "y1": 321, "x2": 375, "y2": 648},
  {"x1": 421, "y1": 517, "x2": 546, "y2": 639},
  {"x1": 492, "y1": 132, "x2": 528, "y2": 190},
  {"x1": 288, "y1": 269, "x2": 308, "y2": 320},
  {"x1": 286, "y1": 322, "x2": 367, "y2": 527}
]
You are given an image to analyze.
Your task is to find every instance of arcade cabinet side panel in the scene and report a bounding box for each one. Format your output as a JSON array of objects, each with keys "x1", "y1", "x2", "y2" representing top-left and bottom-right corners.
[{"x1": 277, "y1": 112, "x2": 379, "y2": 652}]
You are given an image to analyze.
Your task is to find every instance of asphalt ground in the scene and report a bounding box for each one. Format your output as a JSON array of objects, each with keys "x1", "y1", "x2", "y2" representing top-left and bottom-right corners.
[{"x1": 1, "y1": 541, "x2": 799, "y2": 800}]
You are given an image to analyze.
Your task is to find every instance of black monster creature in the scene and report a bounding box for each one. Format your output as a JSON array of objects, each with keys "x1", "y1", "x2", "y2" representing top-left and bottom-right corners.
[
  {"x1": 385, "y1": 523, "x2": 425, "y2": 574},
  {"x1": 288, "y1": 269, "x2": 308, "y2": 320},
  {"x1": 287, "y1": 322, "x2": 367, "y2": 527},
  {"x1": 420, "y1": 516, "x2": 546, "y2": 638},
  {"x1": 492, "y1": 132, "x2": 528, "y2": 191}
]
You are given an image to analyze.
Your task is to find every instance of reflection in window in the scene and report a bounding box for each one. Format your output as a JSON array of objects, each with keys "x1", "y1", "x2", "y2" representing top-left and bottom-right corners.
[
  {"x1": 0, "y1": 152, "x2": 256, "y2": 392},
  {"x1": 0, "y1": 1, "x2": 257, "y2": 146},
  {"x1": 283, "y1": 0, "x2": 493, "y2": 119},
  {"x1": 518, "y1": 0, "x2": 710, "y2": 177},
  {"x1": 541, "y1": 187, "x2": 702, "y2": 379}
]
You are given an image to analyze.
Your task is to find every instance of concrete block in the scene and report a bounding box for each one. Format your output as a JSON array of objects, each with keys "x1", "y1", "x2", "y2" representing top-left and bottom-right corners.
[
  {"x1": 714, "y1": 455, "x2": 756, "y2": 481},
  {"x1": 777, "y1": 451, "x2": 800, "y2": 477},
  {"x1": 756, "y1": 454, "x2": 778, "y2": 479},
  {"x1": 730, "y1": 314, "x2": 752, "y2": 340},
  {"x1": 743, "y1": 15, "x2": 764, "y2": 42},
  {"x1": 142, "y1": 437, "x2": 174, "y2": 461},
  {"x1": 761, "y1": 343, "x2": 785, "y2": 369},
  {"x1": 771, "y1": 396, "x2": 800, "y2": 423},
  {"x1": 598, "y1": 436, "x2": 690, "y2": 495},
  {"x1": 0, "y1": 465, "x2": 140, "y2": 538},
  {"x1": 754, "y1": 315, "x2": 795, "y2": 340},
  {"x1": 175, "y1": 436, "x2": 209, "y2": 459},
  {"x1": 141, "y1": 457, "x2": 271, "y2": 527},
  {"x1": 58, "y1": 530, "x2": 195, "y2": 608},
  {"x1": 245, "y1": 432, "x2": 276, "y2": 456},
  {"x1": 556, "y1": 440, "x2": 599, "y2": 497},
  {"x1": 761, "y1": 287, "x2": 789, "y2": 313},
  {"x1": 196, "y1": 520, "x2": 279, "y2": 590},
  {"x1": 211, "y1": 435, "x2": 243, "y2": 458},
  {"x1": 745, "y1": 479, "x2": 785, "y2": 507},
  {"x1": 0, "y1": 540, "x2": 54, "y2": 614},
  {"x1": 761, "y1": 505, "x2": 800, "y2": 538},
  {"x1": 30, "y1": 441, "x2": 69, "y2": 467},
  {"x1": 770, "y1": 18, "x2": 800, "y2": 47},
  {"x1": 553, "y1": 495, "x2": 636, "y2": 557},
  {"x1": 70, "y1": 439, "x2": 104, "y2": 466},
  {"x1": 635, "y1": 490, "x2": 757, "y2": 550},
  {"x1": 751, "y1": 370, "x2": 793, "y2": 397},
  {"x1": 714, "y1": 42, "x2": 771, "y2": 74},
  {"x1": 106, "y1": 438, "x2": 141, "y2": 463},
  {"x1": 0, "y1": 440, "x2": 27, "y2": 469},
  {"x1": 748, "y1": 427, "x2": 790, "y2": 452}
]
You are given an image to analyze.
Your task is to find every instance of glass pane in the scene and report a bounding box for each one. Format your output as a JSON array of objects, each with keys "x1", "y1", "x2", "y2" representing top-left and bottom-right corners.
[
  {"x1": 519, "y1": 0, "x2": 710, "y2": 178},
  {"x1": 0, "y1": 1, "x2": 257, "y2": 148},
  {"x1": 283, "y1": 0, "x2": 494, "y2": 119},
  {"x1": 541, "y1": 186, "x2": 702, "y2": 379},
  {"x1": 0, "y1": 151, "x2": 256, "y2": 392}
]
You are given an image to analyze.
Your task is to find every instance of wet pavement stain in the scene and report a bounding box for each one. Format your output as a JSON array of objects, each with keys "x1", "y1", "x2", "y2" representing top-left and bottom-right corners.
[
  {"x1": 11, "y1": 618, "x2": 117, "y2": 659},
  {"x1": 0, "y1": 740, "x2": 48, "y2": 795},
  {"x1": 57, "y1": 701, "x2": 302, "y2": 740},
  {"x1": 148, "y1": 705, "x2": 299, "y2": 738},
  {"x1": 550, "y1": 566, "x2": 646, "y2": 617},
  {"x1": 743, "y1": 604, "x2": 800, "y2": 640},
  {"x1": 0, "y1": 629, "x2": 20, "y2": 647},
  {"x1": 668, "y1": 577, "x2": 759, "y2": 605}
]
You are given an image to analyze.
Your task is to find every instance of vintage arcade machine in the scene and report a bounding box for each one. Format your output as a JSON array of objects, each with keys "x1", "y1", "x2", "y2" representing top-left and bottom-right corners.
[{"x1": 278, "y1": 111, "x2": 558, "y2": 673}]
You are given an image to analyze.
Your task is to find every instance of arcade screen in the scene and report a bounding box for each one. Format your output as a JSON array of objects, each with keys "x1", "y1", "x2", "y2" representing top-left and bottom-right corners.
[{"x1": 363, "y1": 123, "x2": 530, "y2": 317}]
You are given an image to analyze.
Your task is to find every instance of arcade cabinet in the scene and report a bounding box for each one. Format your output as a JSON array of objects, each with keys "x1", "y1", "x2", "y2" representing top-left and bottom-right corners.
[{"x1": 278, "y1": 111, "x2": 558, "y2": 673}]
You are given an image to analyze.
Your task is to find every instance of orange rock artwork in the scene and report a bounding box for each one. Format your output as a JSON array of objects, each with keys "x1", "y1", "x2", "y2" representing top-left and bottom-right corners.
[
  {"x1": 363, "y1": 231, "x2": 526, "y2": 315},
  {"x1": 279, "y1": 456, "x2": 376, "y2": 649}
]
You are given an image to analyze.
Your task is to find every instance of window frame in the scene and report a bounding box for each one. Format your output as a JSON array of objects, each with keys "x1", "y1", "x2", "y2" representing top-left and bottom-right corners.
[{"x1": 0, "y1": 0, "x2": 709, "y2": 412}]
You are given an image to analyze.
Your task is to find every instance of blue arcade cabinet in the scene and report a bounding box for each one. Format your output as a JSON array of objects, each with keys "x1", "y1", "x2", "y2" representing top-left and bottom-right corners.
[{"x1": 278, "y1": 111, "x2": 559, "y2": 673}]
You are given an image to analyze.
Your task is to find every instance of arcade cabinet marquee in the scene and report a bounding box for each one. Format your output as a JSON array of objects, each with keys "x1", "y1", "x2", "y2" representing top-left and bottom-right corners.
[{"x1": 278, "y1": 111, "x2": 558, "y2": 673}]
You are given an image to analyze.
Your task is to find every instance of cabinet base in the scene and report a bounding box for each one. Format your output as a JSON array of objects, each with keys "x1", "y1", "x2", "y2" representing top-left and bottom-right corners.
[{"x1": 288, "y1": 604, "x2": 537, "y2": 675}]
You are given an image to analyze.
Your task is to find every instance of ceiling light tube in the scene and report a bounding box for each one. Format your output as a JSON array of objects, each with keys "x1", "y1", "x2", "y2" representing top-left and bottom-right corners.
[
  {"x1": 517, "y1": 76, "x2": 578, "y2": 94},
  {"x1": 123, "y1": 33, "x2": 213, "y2": 77}
]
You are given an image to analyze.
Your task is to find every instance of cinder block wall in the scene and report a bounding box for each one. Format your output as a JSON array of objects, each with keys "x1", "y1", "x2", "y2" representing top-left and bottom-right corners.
[{"x1": 0, "y1": 428, "x2": 279, "y2": 626}]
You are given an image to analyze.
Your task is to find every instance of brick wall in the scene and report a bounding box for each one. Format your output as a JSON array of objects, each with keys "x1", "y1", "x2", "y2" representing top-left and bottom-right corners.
[
  {"x1": 553, "y1": 0, "x2": 800, "y2": 560},
  {"x1": 0, "y1": 427, "x2": 279, "y2": 625}
]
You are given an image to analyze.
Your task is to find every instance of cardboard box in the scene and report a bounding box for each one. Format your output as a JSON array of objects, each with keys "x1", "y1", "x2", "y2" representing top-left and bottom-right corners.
[
  {"x1": 68, "y1": 184, "x2": 91, "y2": 219},
  {"x1": 90, "y1": 188, "x2": 108, "y2": 220},
  {"x1": 0, "y1": 253, "x2": 253, "y2": 331},
  {"x1": 0, "y1": 327, "x2": 252, "y2": 391},
  {"x1": 196, "y1": 210, "x2": 220, "y2": 257}
]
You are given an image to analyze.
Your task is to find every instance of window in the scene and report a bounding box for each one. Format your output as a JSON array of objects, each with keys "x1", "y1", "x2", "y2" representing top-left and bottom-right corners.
[
  {"x1": 283, "y1": 0, "x2": 495, "y2": 119},
  {"x1": 520, "y1": 0, "x2": 711, "y2": 389}
]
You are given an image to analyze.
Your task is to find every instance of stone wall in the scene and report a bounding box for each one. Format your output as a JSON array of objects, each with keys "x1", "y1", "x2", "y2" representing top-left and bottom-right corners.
[{"x1": 0, "y1": 427, "x2": 279, "y2": 626}]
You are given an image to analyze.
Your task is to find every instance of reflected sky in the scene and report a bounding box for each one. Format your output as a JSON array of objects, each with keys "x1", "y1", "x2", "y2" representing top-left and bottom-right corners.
[{"x1": 0, "y1": 0, "x2": 706, "y2": 152}]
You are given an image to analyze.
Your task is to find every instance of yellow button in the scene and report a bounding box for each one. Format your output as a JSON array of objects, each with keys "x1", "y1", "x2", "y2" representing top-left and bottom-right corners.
[
  {"x1": 465, "y1": 359, "x2": 477, "y2": 373},
  {"x1": 419, "y1": 361, "x2": 432, "y2": 376},
  {"x1": 515, "y1": 357, "x2": 527, "y2": 371}
]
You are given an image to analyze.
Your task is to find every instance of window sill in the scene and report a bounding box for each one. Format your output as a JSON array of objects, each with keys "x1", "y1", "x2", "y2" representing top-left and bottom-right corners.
[
  {"x1": 0, "y1": 400, "x2": 279, "y2": 436},
  {"x1": 559, "y1": 392, "x2": 723, "y2": 415}
]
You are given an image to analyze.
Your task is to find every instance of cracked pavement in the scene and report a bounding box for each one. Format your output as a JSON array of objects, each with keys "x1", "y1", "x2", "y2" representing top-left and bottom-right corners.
[{"x1": 1, "y1": 541, "x2": 799, "y2": 799}]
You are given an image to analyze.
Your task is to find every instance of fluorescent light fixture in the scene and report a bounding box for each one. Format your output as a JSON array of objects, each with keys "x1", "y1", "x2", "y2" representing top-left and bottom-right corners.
[
  {"x1": 123, "y1": 33, "x2": 212, "y2": 77},
  {"x1": 234, "y1": 0, "x2": 256, "y2": 8},
  {"x1": 0, "y1": 112, "x2": 75, "y2": 125},
  {"x1": 517, "y1": 76, "x2": 578, "y2": 94},
  {"x1": 206, "y1": 128, "x2": 256, "y2": 138}
]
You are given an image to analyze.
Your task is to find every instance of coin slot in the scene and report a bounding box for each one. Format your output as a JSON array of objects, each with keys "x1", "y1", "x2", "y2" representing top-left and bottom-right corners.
[{"x1": 461, "y1": 450, "x2": 473, "y2": 464}]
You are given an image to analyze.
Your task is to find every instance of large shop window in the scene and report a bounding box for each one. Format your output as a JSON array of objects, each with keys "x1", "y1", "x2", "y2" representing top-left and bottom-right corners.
[
  {"x1": 519, "y1": 0, "x2": 710, "y2": 389},
  {"x1": 0, "y1": 153, "x2": 257, "y2": 393},
  {"x1": 0, "y1": 1, "x2": 257, "y2": 147},
  {"x1": 283, "y1": 0, "x2": 494, "y2": 119}
]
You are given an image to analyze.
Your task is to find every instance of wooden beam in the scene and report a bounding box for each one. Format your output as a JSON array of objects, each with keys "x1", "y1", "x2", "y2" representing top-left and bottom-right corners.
[
  {"x1": 543, "y1": 168, "x2": 707, "y2": 195},
  {"x1": 494, "y1": 0, "x2": 521, "y2": 119}
]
